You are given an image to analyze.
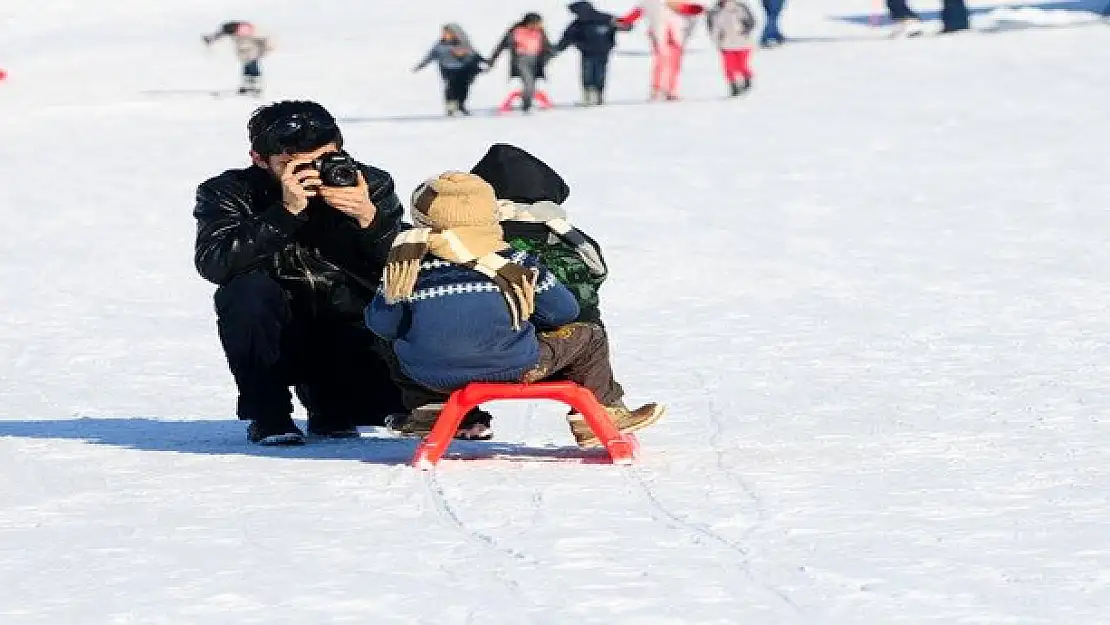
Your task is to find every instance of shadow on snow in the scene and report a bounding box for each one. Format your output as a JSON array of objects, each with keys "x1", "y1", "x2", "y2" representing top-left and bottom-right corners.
[{"x1": 0, "y1": 417, "x2": 612, "y2": 465}]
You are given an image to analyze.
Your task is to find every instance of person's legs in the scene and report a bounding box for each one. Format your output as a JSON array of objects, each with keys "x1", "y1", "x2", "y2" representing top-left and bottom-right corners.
[
  {"x1": 294, "y1": 319, "x2": 406, "y2": 436},
  {"x1": 662, "y1": 33, "x2": 684, "y2": 99},
  {"x1": 372, "y1": 339, "x2": 493, "y2": 439},
  {"x1": 580, "y1": 55, "x2": 597, "y2": 103},
  {"x1": 240, "y1": 60, "x2": 262, "y2": 95},
  {"x1": 595, "y1": 54, "x2": 610, "y2": 103},
  {"x1": 524, "y1": 323, "x2": 624, "y2": 405},
  {"x1": 443, "y1": 76, "x2": 456, "y2": 109},
  {"x1": 213, "y1": 271, "x2": 302, "y2": 444},
  {"x1": 652, "y1": 31, "x2": 679, "y2": 99},
  {"x1": 522, "y1": 323, "x2": 664, "y2": 447},
  {"x1": 760, "y1": 0, "x2": 785, "y2": 45},
  {"x1": 886, "y1": 0, "x2": 920, "y2": 20},
  {"x1": 650, "y1": 36, "x2": 665, "y2": 99},
  {"x1": 514, "y1": 56, "x2": 539, "y2": 111},
  {"x1": 443, "y1": 69, "x2": 467, "y2": 114},
  {"x1": 722, "y1": 48, "x2": 754, "y2": 95},
  {"x1": 457, "y1": 71, "x2": 475, "y2": 114},
  {"x1": 720, "y1": 50, "x2": 736, "y2": 83},
  {"x1": 940, "y1": 0, "x2": 970, "y2": 32},
  {"x1": 736, "y1": 48, "x2": 754, "y2": 80}
]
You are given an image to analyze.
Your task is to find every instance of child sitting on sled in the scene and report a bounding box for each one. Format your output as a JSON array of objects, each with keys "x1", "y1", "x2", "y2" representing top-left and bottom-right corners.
[{"x1": 365, "y1": 172, "x2": 664, "y2": 446}]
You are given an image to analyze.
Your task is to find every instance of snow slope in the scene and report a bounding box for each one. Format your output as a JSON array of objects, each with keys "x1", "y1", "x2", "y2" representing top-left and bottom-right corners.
[{"x1": 2, "y1": 1, "x2": 1109, "y2": 623}]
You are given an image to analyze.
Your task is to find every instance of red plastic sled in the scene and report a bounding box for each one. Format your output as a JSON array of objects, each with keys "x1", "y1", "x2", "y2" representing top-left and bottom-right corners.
[
  {"x1": 411, "y1": 381, "x2": 639, "y2": 469},
  {"x1": 497, "y1": 89, "x2": 554, "y2": 113}
]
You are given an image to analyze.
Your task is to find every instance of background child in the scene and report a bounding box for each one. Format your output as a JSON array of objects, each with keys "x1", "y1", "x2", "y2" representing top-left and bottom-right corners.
[
  {"x1": 554, "y1": 2, "x2": 629, "y2": 106},
  {"x1": 618, "y1": 1, "x2": 705, "y2": 101},
  {"x1": 413, "y1": 23, "x2": 488, "y2": 116},
  {"x1": 706, "y1": 0, "x2": 757, "y2": 96},
  {"x1": 202, "y1": 21, "x2": 271, "y2": 96},
  {"x1": 488, "y1": 12, "x2": 554, "y2": 113}
]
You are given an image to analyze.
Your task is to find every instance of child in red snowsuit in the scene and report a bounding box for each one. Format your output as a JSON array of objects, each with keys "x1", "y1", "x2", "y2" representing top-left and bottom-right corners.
[
  {"x1": 706, "y1": 0, "x2": 757, "y2": 96},
  {"x1": 617, "y1": 1, "x2": 705, "y2": 101}
]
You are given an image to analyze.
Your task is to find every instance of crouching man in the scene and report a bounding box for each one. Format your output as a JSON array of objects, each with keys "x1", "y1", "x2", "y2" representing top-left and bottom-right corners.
[{"x1": 193, "y1": 100, "x2": 407, "y2": 445}]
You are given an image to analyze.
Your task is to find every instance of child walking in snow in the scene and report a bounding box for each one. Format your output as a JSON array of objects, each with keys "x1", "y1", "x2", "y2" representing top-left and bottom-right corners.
[
  {"x1": 555, "y1": 2, "x2": 630, "y2": 106},
  {"x1": 618, "y1": 0, "x2": 705, "y2": 101},
  {"x1": 413, "y1": 23, "x2": 488, "y2": 116},
  {"x1": 366, "y1": 172, "x2": 664, "y2": 445},
  {"x1": 488, "y1": 12, "x2": 554, "y2": 113},
  {"x1": 706, "y1": 0, "x2": 757, "y2": 96},
  {"x1": 202, "y1": 21, "x2": 271, "y2": 96}
]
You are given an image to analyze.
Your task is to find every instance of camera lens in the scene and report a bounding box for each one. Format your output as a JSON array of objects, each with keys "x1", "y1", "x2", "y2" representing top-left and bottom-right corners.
[{"x1": 325, "y1": 164, "x2": 359, "y2": 187}]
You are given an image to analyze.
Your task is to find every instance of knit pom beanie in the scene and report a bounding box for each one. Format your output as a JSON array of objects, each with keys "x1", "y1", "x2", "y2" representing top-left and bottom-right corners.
[{"x1": 410, "y1": 172, "x2": 499, "y2": 229}]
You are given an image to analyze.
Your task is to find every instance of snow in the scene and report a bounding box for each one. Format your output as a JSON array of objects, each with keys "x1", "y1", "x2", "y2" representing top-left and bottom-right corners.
[{"x1": 2, "y1": 1, "x2": 1109, "y2": 623}]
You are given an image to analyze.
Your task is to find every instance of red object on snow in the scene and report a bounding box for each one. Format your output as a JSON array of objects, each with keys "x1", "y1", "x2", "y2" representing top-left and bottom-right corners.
[
  {"x1": 410, "y1": 381, "x2": 640, "y2": 469},
  {"x1": 617, "y1": 6, "x2": 644, "y2": 27},
  {"x1": 0, "y1": 69, "x2": 7, "y2": 82},
  {"x1": 618, "y1": 3, "x2": 704, "y2": 25},
  {"x1": 497, "y1": 89, "x2": 554, "y2": 113},
  {"x1": 673, "y1": 2, "x2": 706, "y2": 15}
]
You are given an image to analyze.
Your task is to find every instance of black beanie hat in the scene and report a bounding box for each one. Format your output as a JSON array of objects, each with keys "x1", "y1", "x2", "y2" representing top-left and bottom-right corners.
[{"x1": 470, "y1": 143, "x2": 570, "y2": 205}]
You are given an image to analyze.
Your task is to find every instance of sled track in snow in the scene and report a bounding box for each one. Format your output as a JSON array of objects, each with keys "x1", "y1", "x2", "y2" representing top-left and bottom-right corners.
[
  {"x1": 625, "y1": 467, "x2": 803, "y2": 617},
  {"x1": 424, "y1": 470, "x2": 542, "y2": 566},
  {"x1": 699, "y1": 372, "x2": 770, "y2": 533},
  {"x1": 620, "y1": 371, "x2": 805, "y2": 618},
  {"x1": 419, "y1": 403, "x2": 568, "y2": 624},
  {"x1": 422, "y1": 470, "x2": 545, "y2": 621}
]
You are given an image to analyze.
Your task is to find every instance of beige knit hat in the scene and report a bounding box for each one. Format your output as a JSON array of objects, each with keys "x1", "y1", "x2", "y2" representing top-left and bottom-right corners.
[{"x1": 410, "y1": 172, "x2": 498, "y2": 229}]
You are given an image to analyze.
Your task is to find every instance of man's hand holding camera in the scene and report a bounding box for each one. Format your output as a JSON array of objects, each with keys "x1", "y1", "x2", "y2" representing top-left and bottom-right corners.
[
  {"x1": 279, "y1": 153, "x2": 378, "y2": 228},
  {"x1": 318, "y1": 171, "x2": 377, "y2": 229},
  {"x1": 279, "y1": 156, "x2": 321, "y2": 215}
]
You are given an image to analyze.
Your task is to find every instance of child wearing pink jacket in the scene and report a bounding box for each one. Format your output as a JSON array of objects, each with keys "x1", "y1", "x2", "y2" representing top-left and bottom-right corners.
[{"x1": 617, "y1": 1, "x2": 706, "y2": 101}]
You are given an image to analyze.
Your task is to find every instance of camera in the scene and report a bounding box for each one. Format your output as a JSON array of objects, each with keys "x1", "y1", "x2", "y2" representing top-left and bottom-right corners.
[{"x1": 296, "y1": 151, "x2": 359, "y2": 187}]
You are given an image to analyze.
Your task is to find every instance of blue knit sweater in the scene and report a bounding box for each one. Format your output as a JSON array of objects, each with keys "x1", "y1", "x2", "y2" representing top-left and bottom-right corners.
[{"x1": 365, "y1": 249, "x2": 580, "y2": 391}]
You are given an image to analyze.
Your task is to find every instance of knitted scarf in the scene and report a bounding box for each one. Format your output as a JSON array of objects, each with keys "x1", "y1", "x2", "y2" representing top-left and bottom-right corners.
[
  {"x1": 495, "y1": 199, "x2": 607, "y2": 276},
  {"x1": 382, "y1": 214, "x2": 537, "y2": 331}
]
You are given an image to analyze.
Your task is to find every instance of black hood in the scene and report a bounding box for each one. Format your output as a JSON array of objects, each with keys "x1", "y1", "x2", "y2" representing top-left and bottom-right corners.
[
  {"x1": 470, "y1": 143, "x2": 570, "y2": 205},
  {"x1": 568, "y1": 1, "x2": 611, "y2": 22}
]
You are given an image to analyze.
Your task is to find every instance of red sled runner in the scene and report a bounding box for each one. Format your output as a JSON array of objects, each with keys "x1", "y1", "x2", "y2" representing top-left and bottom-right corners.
[
  {"x1": 411, "y1": 381, "x2": 641, "y2": 469},
  {"x1": 497, "y1": 89, "x2": 554, "y2": 114}
]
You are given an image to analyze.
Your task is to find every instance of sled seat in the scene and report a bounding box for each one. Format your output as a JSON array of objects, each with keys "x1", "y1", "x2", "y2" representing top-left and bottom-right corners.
[
  {"x1": 497, "y1": 89, "x2": 554, "y2": 113},
  {"x1": 411, "y1": 381, "x2": 638, "y2": 469}
]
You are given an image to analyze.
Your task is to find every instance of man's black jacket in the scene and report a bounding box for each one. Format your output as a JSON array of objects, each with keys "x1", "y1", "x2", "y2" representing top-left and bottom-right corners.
[{"x1": 193, "y1": 163, "x2": 406, "y2": 321}]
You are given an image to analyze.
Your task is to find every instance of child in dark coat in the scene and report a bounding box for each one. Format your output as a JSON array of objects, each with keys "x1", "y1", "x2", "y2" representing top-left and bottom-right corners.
[
  {"x1": 413, "y1": 23, "x2": 488, "y2": 116},
  {"x1": 470, "y1": 143, "x2": 608, "y2": 326},
  {"x1": 555, "y1": 2, "x2": 630, "y2": 105},
  {"x1": 366, "y1": 172, "x2": 664, "y2": 445}
]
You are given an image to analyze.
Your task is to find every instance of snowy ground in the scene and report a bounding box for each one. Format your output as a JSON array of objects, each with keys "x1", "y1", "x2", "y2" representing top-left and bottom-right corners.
[{"x1": 2, "y1": 1, "x2": 1109, "y2": 623}]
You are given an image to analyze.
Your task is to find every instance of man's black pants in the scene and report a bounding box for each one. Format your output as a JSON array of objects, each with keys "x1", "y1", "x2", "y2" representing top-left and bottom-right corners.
[{"x1": 214, "y1": 271, "x2": 404, "y2": 429}]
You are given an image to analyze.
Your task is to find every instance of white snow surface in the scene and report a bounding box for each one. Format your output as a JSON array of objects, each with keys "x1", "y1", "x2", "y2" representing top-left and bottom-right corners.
[{"x1": 2, "y1": 1, "x2": 1109, "y2": 623}]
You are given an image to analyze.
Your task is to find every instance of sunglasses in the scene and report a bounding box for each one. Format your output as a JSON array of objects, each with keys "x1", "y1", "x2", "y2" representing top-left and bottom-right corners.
[{"x1": 252, "y1": 111, "x2": 339, "y2": 156}]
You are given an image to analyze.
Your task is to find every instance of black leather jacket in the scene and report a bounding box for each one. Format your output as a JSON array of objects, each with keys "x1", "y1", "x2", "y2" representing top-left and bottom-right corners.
[{"x1": 193, "y1": 163, "x2": 407, "y2": 321}]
